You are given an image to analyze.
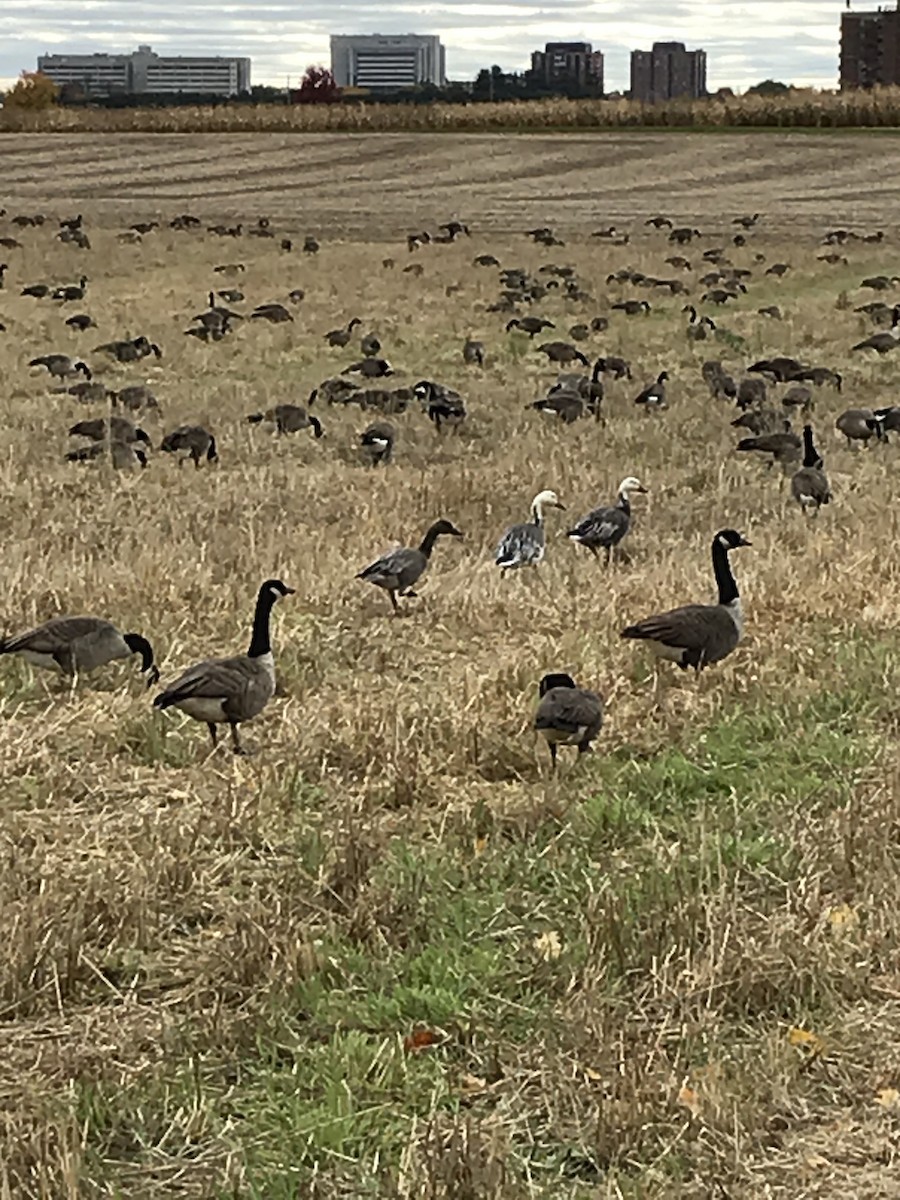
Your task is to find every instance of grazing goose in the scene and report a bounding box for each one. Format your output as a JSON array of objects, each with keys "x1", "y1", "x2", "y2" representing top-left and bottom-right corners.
[
  {"x1": 594, "y1": 355, "x2": 632, "y2": 380},
  {"x1": 748, "y1": 356, "x2": 804, "y2": 382},
  {"x1": 528, "y1": 392, "x2": 584, "y2": 424},
  {"x1": 731, "y1": 407, "x2": 782, "y2": 435},
  {"x1": 54, "y1": 380, "x2": 110, "y2": 404},
  {"x1": 30, "y1": 354, "x2": 91, "y2": 381},
  {"x1": 325, "y1": 317, "x2": 362, "y2": 347},
  {"x1": 621, "y1": 529, "x2": 751, "y2": 674},
  {"x1": 567, "y1": 477, "x2": 648, "y2": 563},
  {"x1": 851, "y1": 326, "x2": 900, "y2": 355},
  {"x1": 733, "y1": 213, "x2": 760, "y2": 229},
  {"x1": 781, "y1": 384, "x2": 813, "y2": 413},
  {"x1": 611, "y1": 299, "x2": 651, "y2": 316},
  {"x1": 495, "y1": 490, "x2": 566, "y2": 573},
  {"x1": 533, "y1": 673, "x2": 604, "y2": 770},
  {"x1": 112, "y1": 384, "x2": 160, "y2": 413},
  {"x1": 358, "y1": 421, "x2": 395, "y2": 465},
  {"x1": 633, "y1": 371, "x2": 669, "y2": 410},
  {"x1": 0, "y1": 617, "x2": 158, "y2": 684},
  {"x1": 160, "y1": 425, "x2": 218, "y2": 467},
  {"x1": 52, "y1": 276, "x2": 88, "y2": 303},
  {"x1": 684, "y1": 306, "x2": 716, "y2": 340},
  {"x1": 736, "y1": 425, "x2": 801, "y2": 468},
  {"x1": 21, "y1": 283, "x2": 51, "y2": 299},
  {"x1": 344, "y1": 357, "x2": 393, "y2": 379},
  {"x1": 791, "y1": 426, "x2": 831, "y2": 516},
  {"x1": 65, "y1": 313, "x2": 96, "y2": 332},
  {"x1": 356, "y1": 519, "x2": 463, "y2": 613},
  {"x1": 462, "y1": 338, "x2": 485, "y2": 366},
  {"x1": 506, "y1": 316, "x2": 555, "y2": 338},
  {"x1": 547, "y1": 360, "x2": 604, "y2": 417},
  {"x1": 153, "y1": 578, "x2": 293, "y2": 754},
  {"x1": 69, "y1": 417, "x2": 150, "y2": 446},
  {"x1": 246, "y1": 405, "x2": 323, "y2": 437},
  {"x1": 836, "y1": 408, "x2": 884, "y2": 447},
  {"x1": 94, "y1": 336, "x2": 161, "y2": 363},
  {"x1": 251, "y1": 303, "x2": 293, "y2": 324},
  {"x1": 536, "y1": 341, "x2": 589, "y2": 367},
  {"x1": 66, "y1": 441, "x2": 149, "y2": 470},
  {"x1": 736, "y1": 377, "x2": 767, "y2": 409},
  {"x1": 360, "y1": 332, "x2": 382, "y2": 358},
  {"x1": 413, "y1": 380, "x2": 467, "y2": 431},
  {"x1": 790, "y1": 366, "x2": 842, "y2": 391}
]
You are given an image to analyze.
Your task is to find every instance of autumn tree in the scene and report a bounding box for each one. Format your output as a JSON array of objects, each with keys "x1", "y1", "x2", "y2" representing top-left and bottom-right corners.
[
  {"x1": 292, "y1": 66, "x2": 341, "y2": 105},
  {"x1": 3, "y1": 71, "x2": 59, "y2": 110}
]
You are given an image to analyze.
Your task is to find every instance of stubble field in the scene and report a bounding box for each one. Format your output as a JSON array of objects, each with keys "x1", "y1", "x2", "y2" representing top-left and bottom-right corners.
[{"x1": 1, "y1": 132, "x2": 900, "y2": 1199}]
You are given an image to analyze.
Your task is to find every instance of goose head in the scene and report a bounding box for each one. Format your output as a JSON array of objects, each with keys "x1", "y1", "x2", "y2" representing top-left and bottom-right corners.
[
  {"x1": 714, "y1": 529, "x2": 752, "y2": 551},
  {"x1": 618, "y1": 476, "x2": 649, "y2": 497},
  {"x1": 538, "y1": 672, "x2": 577, "y2": 697},
  {"x1": 531, "y1": 490, "x2": 566, "y2": 522}
]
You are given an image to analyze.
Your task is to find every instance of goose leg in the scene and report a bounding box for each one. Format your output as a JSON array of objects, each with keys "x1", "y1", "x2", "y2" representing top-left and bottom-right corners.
[
  {"x1": 388, "y1": 590, "x2": 399, "y2": 614},
  {"x1": 548, "y1": 743, "x2": 558, "y2": 772},
  {"x1": 207, "y1": 723, "x2": 218, "y2": 748},
  {"x1": 229, "y1": 722, "x2": 247, "y2": 755}
]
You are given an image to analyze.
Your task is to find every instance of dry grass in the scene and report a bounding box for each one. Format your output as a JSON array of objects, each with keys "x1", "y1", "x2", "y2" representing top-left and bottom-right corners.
[
  {"x1": 6, "y1": 86, "x2": 900, "y2": 134},
  {"x1": 0, "y1": 136, "x2": 899, "y2": 1197}
]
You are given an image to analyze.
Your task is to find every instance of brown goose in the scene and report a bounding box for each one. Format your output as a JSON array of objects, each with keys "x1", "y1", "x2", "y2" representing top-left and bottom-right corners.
[
  {"x1": 325, "y1": 317, "x2": 361, "y2": 347},
  {"x1": 533, "y1": 673, "x2": 604, "y2": 770},
  {"x1": 506, "y1": 316, "x2": 554, "y2": 338},
  {"x1": 0, "y1": 617, "x2": 158, "y2": 684},
  {"x1": 463, "y1": 338, "x2": 485, "y2": 366},
  {"x1": 246, "y1": 405, "x2": 323, "y2": 437},
  {"x1": 160, "y1": 425, "x2": 218, "y2": 467},
  {"x1": 791, "y1": 425, "x2": 831, "y2": 516},
  {"x1": 836, "y1": 408, "x2": 884, "y2": 447},
  {"x1": 621, "y1": 529, "x2": 751, "y2": 673},
  {"x1": 153, "y1": 579, "x2": 293, "y2": 754},
  {"x1": 851, "y1": 327, "x2": 900, "y2": 355},
  {"x1": 736, "y1": 424, "x2": 801, "y2": 468},
  {"x1": 66, "y1": 441, "x2": 149, "y2": 470},
  {"x1": 536, "y1": 341, "x2": 589, "y2": 366},
  {"x1": 356, "y1": 520, "x2": 463, "y2": 613},
  {"x1": 69, "y1": 417, "x2": 150, "y2": 446},
  {"x1": 30, "y1": 354, "x2": 91, "y2": 381}
]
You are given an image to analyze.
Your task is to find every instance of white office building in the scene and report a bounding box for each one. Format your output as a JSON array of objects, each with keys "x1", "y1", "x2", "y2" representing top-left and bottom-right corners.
[
  {"x1": 330, "y1": 34, "x2": 445, "y2": 90},
  {"x1": 37, "y1": 45, "x2": 251, "y2": 97}
]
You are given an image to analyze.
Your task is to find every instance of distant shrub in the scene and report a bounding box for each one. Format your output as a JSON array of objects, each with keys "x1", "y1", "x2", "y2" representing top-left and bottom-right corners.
[{"x1": 3, "y1": 71, "x2": 59, "y2": 111}]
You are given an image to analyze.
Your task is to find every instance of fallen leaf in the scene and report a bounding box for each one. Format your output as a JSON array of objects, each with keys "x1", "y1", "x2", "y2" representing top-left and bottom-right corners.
[
  {"x1": 827, "y1": 903, "x2": 859, "y2": 932},
  {"x1": 533, "y1": 930, "x2": 563, "y2": 961},
  {"x1": 677, "y1": 1084, "x2": 701, "y2": 1118},
  {"x1": 788, "y1": 1027, "x2": 825, "y2": 1055},
  {"x1": 875, "y1": 1087, "x2": 900, "y2": 1110},
  {"x1": 403, "y1": 1028, "x2": 441, "y2": 1053},
  {"x1": 457, "y1": 1072, "x2": 488, "y2": 1097}
]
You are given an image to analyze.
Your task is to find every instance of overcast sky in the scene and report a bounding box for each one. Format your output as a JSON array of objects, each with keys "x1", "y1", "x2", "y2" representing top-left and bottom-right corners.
[{"x1": 0, "y1": 1, "x2": 840, "y2": 93}]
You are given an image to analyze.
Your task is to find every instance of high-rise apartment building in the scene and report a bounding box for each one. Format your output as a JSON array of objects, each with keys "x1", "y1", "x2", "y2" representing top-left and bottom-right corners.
[
  {"x1": 841, "y1": 6, "x2": 900, "y2": 88},
  {"x1": 630, "y1": 41, "x2": 707, "y2": 102},
  {"x1": 529, "y1": 42, "x2": 604, "y2": 94},
  {"x1": 330, "y1": 35, "x2": 445, "y2": 90},
  {"x1": 37, "y1": 45, "x2": 250, "y2": 97}
]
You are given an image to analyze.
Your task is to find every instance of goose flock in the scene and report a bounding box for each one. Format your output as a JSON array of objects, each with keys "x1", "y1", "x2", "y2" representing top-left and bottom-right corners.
[{"x1": 0, "y1": 204, "x2": 896, "y2": 767}]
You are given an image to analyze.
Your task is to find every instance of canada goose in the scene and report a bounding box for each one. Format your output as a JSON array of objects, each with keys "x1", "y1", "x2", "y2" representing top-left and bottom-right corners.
[
  {"x1": 413, "y1": 380, "x2": 467, "y2": 432},
  {"x1": 474, "y1": 254, "x2": 500, "y2": 267},
  {"x1": 621, "y1": 529, "x2": 751, "y2": 676},
  {"x1": 765, "y1": 263, "x2": 790, "y2": 277},
  {"x1": 65, "y1": 313, "x2": 96, "y2": 332},
  {"x1": 358, "y1": 421, "x2": 395, "y2": 465},
  {"x1": 567, "y1": 476, "x2": 648, "y2": 563},
  {"x1": 861, "y1": 275, "x2": 900, "y2": 291},
  {"x1": 69, "y1": 417, "x2": 150, "y2": 446},
  {"x1": 781, "y1": 384, "x2": 813, "y2": 413},
  {"x1": 325, "y1": 317, "x2": 362, "y2": 347},
  {"x1": 0, "y1": 237, "x2": 22, "y2": 250},
  {"x1": 733, "y1": 213, "x2": 760, "y2": 229},
  {"x1": 352, "y1": 386, "x2": 413, "y2": 414},
  {"x1": 736, "y1": 377, "x2": 767, "y2": 409},
  {"x1": 634, "y1": 371, "x2": 669, "y2": 410},
  {"x1": 0, "y1": 616, "x2": 158, "y2": 684},
  {"x1": 343, "y1": 357, "x2": 393, "y2": 379},
  {"x1": 310, "y1": 377, "x2": 359, "y2": 406},
  {"x1": 54, "y1": 380, "x2": 110, "y2": 404},
  {"x1": 288, "y1": 288, "x2": 306, "y2": 304},
  {"x1": 462, "y1": 338, "x2": 485, "y2": 367},
  {"x1": 546, "y1": 360, "x2": 604, "y2": 417},
  {"x1": 251, "y1": 303, "x2": 293, "y2": 324},
  {"x1": 666, "y1": 255, "x2": 691, "y2": 269},
  {"x1": 94, "y1": 336, "x2": 161, "y2": 363},
  {"x1": 52, "y1": 276, "x2": 88, "y2": 303},
  {"x1": 160, "y1": 425, "x2": 218, "y2": 467},
  {"x1": 131, "y1": 221, "x2": 158, "y2": 235},
  {"x1": 111, "y1": 384, "x2": 160, "y2": 412},
  {"x1": 731, "y1": 407, "x2": 782, "y2": 435},
  {"x1": 216, "y1": 289, "x2": 244, "y2": 305},
  {"x1": 407, "y1": 231, "x2": 430, "y2": 251},
  {"x1": 851, "y1": 327, "x2": 900, "y2": 355},
  {"x1": 528, "y1": 392, "x2": 584, "y2": 424},
  {"x1": 758, "y1": 305, "x2": 782, "y2": 319},
  {"x1": 21, "y1": 283, "x2": 50, "y2": 298},
  {"x1": 669, "y1": 227, "x2": 701, "y2": 244},
  {"x1": 534, "y1": 673, "x2": 604, "y2": 769},
  {"x1": 874, "y1": 405, "x2": 900, "y2": 435},
  {"x1": 703, "y1": 288, "x2": 741, "y2": 305},
  {"x1": 684, "y1": 306, "x2": 716, "y2": 340},
  {"x1": 403, "y1": 263, "x2": 424, "y2": 278},
  {"x1": 66, "y1": 441, "x2": 149, "y2": 470},
  {"x1": 790, "y1": 367, "x2": 842, "y2": 391},
  {"x1": 791, "y1": 426, "x2": 831, "y2": 516},
  {"x1": 360, "y1": 332, "x2": 382, "y2": 358},
  {"x1": 536, "y1": 342, "x2": 589, "y2": 367},
  {"x1": 567, "y1": 324, "x2": 590, "y2": 342},
  {"x1": 506, "y1": 316, "x2": 554, "y2": 338},
  {"x1": 646, "y1": 215, "x2": 673, "y2": 228},
  {"x1": 594, "y1": 355, "x2": 632, "y2": 380},
  {"x1": 736, "y1": 425, "x2": 801, "y2": 468},
  {"x1": 836, "y1": 408, "x2": 884, "y2": 447},
  {"x1": 495, "y1": 490, "x2": 566, "y2": 573},
  {"x1": 356, "y1": 519, "x2": 463, "y2": 613},
  {"x1": 29, "y1": 354, "x2": 91, "y2": 381},
  {"x1": 748, "y1": 356, "x2": 805, "y2": 382},
  {"x1": 611, "y1": 299, "x2": 651, "y2": 316},
  {"x1": 246, "y1": 405, "x2": 323, "y2": 437},
  {"x1": 153, "y1": 578, "x2": 293, "y2": 754},
  {"x1": 213, "y1": 262, "x2": 245, "y2": 275}
]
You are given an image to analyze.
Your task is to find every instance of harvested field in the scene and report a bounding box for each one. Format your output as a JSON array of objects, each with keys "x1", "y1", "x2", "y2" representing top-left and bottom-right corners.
[{"x1": 0, "y1": 135, "x2": 899, "y2": 1198}]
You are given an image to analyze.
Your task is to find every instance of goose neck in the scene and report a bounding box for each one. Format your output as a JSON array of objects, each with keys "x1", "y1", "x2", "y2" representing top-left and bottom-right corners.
[
  {"x1": 712, "y1": 539, "x2": 740, "y2": 607},
  {"x1": 419, "y1": 523, "x2": 443, "y2": 557},
  {"x1": 617, "y1": 490, "x2": 632, "y2": 513},
  {"x1": 531, "y1": 500, "x2": 545, "y2": 526},
  {"x1": 248, "y1": 587, "x2": 277, "y2": 658}
]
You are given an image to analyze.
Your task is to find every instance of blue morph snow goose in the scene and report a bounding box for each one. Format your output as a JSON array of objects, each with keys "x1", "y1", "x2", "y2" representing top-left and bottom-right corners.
[
  {"x1": 495, "y1": 490, "x2": 566, "y2": 573},
  {"x1": 567, "y1": 476, "x2": 648, "y2": 563}
]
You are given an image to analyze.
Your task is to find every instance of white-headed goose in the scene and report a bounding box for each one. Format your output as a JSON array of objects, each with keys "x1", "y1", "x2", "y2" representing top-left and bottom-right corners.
[
  {"x1": 153, "y1": 579, "x2": 293, "y2": 754},
  {"x1": 495, "y1": 490, "x2": 566, "y2": 573},
  {"x1": 567, "y1": 477, "x2": 648, "y2": 563},
  {"x1": 534, "y1": 673, "x2": 604, "y2": 770},
  {"x1": 0, "y1": 617, "x2": 158, "y2": 684},
  {"x1": 356, "y1": 519, "x2": 463, "y2": 613},
  {"x1": 621, "y1": 528, "x2": 751, "y2": 674}
]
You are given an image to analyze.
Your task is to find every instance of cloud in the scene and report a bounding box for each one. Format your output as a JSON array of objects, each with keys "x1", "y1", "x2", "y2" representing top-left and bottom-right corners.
[{"x1": 0, "y1": 1, "x2": 842, "y2": 91}]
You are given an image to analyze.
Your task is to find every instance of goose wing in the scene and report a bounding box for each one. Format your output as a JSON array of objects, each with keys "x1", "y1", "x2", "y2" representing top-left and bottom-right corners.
[
  {"x1": 496, "y1": 522, "x2": 544, "y2": 567},
  {"x1": 357, "y1": 546, "x2": 423, "y2": 588},
  {"x1": 535, "y1": 687, "x2": 604, "y2": 741},
  {"x1": 568, "y1": 504, "x2": 627, "y2": 546},
  {"x1": 621, "y1": 603, "x2": 740, "y2": 664},
  {"x1": 0, "y1": 616, "x2": 110, "y2": 656},
  {"x1": 154, "y1": 654, "x2": 273, "y2": 717}
]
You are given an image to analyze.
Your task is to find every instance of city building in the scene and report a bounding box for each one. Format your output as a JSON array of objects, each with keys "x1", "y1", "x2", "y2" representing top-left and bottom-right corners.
[
  {"x1": 330, "y1": 34, "x2": 445, "y2": 90},
  {"x1": 37, "y1": 45, "x2": 251, "y2": 97},
  {"x1": 630, "y1": 41, "x2": 707, "y2": 103},
  {"x1": 529, "y1": 41, "x2": 604, "y2": 94},
  {"x1": 841, "y1": 5, "x2": 900, "y2": 88}
]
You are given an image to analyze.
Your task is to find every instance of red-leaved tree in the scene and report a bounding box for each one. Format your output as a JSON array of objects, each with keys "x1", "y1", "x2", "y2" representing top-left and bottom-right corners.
[{"x1": 291, "y1": 66, "x2": 341, "y2": 104}]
